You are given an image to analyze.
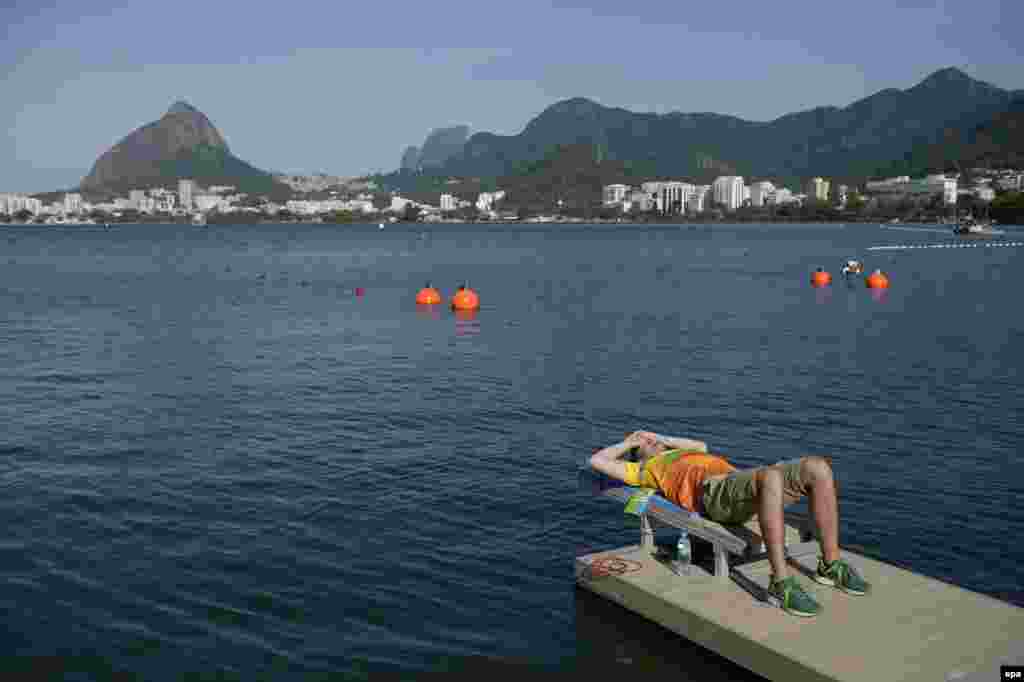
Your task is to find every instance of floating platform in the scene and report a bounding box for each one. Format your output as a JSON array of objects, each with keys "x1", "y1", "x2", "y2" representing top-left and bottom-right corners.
[{"x1": 577, "y1": 463, "x2": 1023, "y2": 681}]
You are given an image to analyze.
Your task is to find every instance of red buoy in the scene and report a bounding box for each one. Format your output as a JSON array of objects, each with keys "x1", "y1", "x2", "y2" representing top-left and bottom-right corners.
[
  {"x1": 865, "y1": 270, "x2": 890, "y2": 289},
  {"x1": 810, "y1": 269, "x2": 832, "y2": 287},
  {"x1": 415, "y1": 282, "x2": 442, "y2": 305},
  {"x1": 355, "y1": 287, "x2": 365, "y2": 297},
  {"x1": 451, "y1": 283, "x2": 480, "y2": 311}
]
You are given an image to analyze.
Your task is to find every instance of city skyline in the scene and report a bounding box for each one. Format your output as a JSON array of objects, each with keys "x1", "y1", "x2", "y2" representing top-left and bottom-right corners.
[{"x1": 3, "y1": 0, "x2": 1022, "y2": 193}]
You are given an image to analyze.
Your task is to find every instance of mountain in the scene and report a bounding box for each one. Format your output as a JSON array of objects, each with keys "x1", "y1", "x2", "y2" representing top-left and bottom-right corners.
[
  {"x1": 878, "y1": 95, "x2": 1024, "y2": 176},
  {"x1": 411, "y1": 68, "x2": 1018, "y2": 187},
  {"x1": 399, "y1": 125, "x2": 470, "y2": 171},
  {"x1": 400, "y1": 145, "x2": 421, "y2": 171},
  {"x1": 79, "y1": 101, "x2": 280, "y2": 195}
]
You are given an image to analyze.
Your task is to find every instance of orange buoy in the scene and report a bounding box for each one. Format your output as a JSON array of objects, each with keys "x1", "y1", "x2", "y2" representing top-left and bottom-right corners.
[
  {"x1": 415, "y1": 282, "x2": 442, "y2": 305},
  {"x1": 810, "y1": 268, "x2": 832, "y2": 287},
  {"x1": 450, "y1": 282, "x2": 480, "y2": 311},
  {"x1": 865, "y1": 270, "x2": 890, "y2": 289}
]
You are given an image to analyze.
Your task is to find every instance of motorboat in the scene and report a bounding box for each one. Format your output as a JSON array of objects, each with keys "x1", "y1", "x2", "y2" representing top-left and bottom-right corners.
[{"x1": 952, "y1": 218, "x2": 1003, "y2": 237}]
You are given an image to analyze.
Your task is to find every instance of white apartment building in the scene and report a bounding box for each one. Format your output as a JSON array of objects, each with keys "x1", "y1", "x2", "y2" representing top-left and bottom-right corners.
[
  {"x1": 624, "y1": 190, "x2": 653, "y2": 213},
  {"x1": 390, "y1": 196, "x2": 412, "y2": 213},
  {"x1": 658, "y1": 182, "x2": 693, "y2": 213},
  {"x1": 1, "y1": 194, "x2": 43, "y2": 215},
  {"x1": 712, "y1": 176, "x2": 745, "y2": 210},
  {"x1": 749, "y1": 181, "x2": 774, "y2": 207},
  {"x1": 62, "y1": 193, "x2": 83, "y2": 214},
  {"x1": 440, "y1": 193, "x2": 457, "y2": 211},
  {"x1": 156, "y1": 194, "x2": 176, "y2": 213},
  {"x1": 178, "y1": 179, "x2": 195, "y2": 211},
  {"x1": 476, "y1": 190, "x2": 505, "y2": 212},
  {"x1": 687, "y1": 188, "x2": 707, "y2": 213},
  {"x1": 603, "y1": 184, "x2": 631, "y2": 205}
]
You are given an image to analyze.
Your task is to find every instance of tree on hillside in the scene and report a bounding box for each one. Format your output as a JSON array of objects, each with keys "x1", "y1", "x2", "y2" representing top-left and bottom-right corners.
[{"x1": 13, "y1": 209, "x2": 33, "y2": 222}]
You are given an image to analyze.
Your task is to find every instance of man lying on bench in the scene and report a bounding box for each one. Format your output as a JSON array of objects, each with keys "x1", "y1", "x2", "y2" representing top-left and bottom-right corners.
[{"x1": 590, "y1": 430, "x2": 870, "y2": 618}]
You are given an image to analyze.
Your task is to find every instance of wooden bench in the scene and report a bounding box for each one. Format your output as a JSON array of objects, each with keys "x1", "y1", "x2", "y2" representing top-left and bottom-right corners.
[{"x1": 580, "y1": 464, "x2": 818, "y2": 580}]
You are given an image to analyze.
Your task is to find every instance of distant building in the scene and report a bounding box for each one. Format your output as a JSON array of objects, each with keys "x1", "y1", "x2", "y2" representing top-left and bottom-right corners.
[
  {"x1": 865, "y1": 175, "x2": 957, "y2": 204},
  {"x1": 0, "y1": 194, "x2": 42, "y2": 215},
  {"x1": 712, "y1": 176, "x2": 745, "y2": 210},
  {"x1": 624, "y1": 190, "x2": 653, "y2": 213},
  {"x1": 390, "y1": 196, "x2": 412, "y2": 213},
  {"x1": 194, "y1": 194, "x2": 223, "y2": 212},
  {"x1": 63, "y1": 193, "x2": 83, "y2": 214},
  {"x1": 178, "y1": 179, "x2": 195, "y2": 211},
  {"x1": 658, "y1": 182, "x2": 693, "y2": 214},
  {"x1": 975, "y1": 187, "x2": 996, "y2": 202},
  {"x1": 207, "y1": 185, "x2": 236, "y2": 194},
  {"x1": 994, "y1": 175, "x2": 1022, "y2": 192},
  {"x1": 836, "y1": 184, "x2": 849, "y2": 208},
  {"x1": 603, "y1": 184, "x2": 631, "y2": 205},
  {"x1": 129, "y1": 189, "x2": 146, "y2": 210},
  {"x1": 806, "y1": 177, "x2": 830, "y2": 202},
  {"x1": 476, "y1": 190, "x2": 505, "y2": 212},
  {"x1": 749, "y1": 181, "x2": 774, "y2": 207},
  {"x1": 687, "y1": 187, "x2": 710, "y2": 213},
  {"x1": 769, "y1": 188, "x2": 796, "y2": 205},
  {"x1": 440, "y1": 193, "x2": 457, "y2": 211}
]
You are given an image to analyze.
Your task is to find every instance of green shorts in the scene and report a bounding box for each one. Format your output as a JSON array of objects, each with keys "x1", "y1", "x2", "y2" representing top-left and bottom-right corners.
[{"x1": 700, "y1": 459, "x2": 809, "y2": 525}]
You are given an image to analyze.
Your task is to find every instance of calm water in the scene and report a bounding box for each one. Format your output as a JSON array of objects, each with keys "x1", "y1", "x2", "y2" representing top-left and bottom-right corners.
[{"x1": 1, "y1": 222, "x2": 1022, "y2": 679}]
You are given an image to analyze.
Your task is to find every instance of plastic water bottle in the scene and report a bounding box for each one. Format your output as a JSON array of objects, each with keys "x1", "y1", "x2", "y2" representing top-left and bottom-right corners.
[{"x1": 670, "y1": 529, "x2": 691, "y2": 576}]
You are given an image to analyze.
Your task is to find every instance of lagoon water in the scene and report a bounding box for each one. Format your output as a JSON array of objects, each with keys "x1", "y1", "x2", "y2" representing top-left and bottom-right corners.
[{"x1": 1, "y1": 222, "x2": 1022, "y2": 679}]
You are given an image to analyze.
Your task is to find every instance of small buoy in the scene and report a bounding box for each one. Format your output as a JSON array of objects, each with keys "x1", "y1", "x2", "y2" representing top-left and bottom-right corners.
[
  {"x1": 415, "y1": 282, "x2": 442, "y2": 305},
  {"x1": 450, "y1": 282, "x2": 480, "y2": 311},
  {"x1": 355, "y1": 287, "x2": 365, "y2": 297},
  {"x1": 865, "y1": 270, "x2": 890, "y2": 289},
  {"x1": 810, "y1": 268, "x2": 832, "y2": 287}
]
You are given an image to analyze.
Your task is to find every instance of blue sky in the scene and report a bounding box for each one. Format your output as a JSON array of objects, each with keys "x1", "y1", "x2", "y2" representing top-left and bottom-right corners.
[{"x1": 2, "y1": 0, "x2": 1022, "y2": 193}]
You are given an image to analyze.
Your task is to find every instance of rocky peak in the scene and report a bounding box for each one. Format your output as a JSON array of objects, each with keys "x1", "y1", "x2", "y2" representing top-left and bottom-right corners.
[{"x1": 166, "y1": 100, "x2": 199, "y2": 116}]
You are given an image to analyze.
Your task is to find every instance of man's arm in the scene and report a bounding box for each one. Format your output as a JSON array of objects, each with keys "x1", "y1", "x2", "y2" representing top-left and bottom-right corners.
[
  {"x1": 589, "y1": 439, "x2": 636, "y2": 482},
  {"x1": 653, "y1": 433, "x2": 708, "y2": 452}
]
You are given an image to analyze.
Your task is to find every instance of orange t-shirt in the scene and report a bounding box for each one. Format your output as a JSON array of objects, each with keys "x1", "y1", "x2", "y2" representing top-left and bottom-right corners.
[{"x1": 622, "y1": 448, "x2": 736, "y2": 512}]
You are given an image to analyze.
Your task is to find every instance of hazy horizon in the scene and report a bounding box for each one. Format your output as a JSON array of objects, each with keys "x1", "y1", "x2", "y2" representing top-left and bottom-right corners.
[{"x1": 3, "y1": 0, "x2": 1022, "y2": 194}]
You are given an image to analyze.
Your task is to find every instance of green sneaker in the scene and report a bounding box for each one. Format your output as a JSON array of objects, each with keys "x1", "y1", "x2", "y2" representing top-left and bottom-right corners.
[
  {"x1": 766, "y1": 575, "x2": 821, "y2": 617},
  {"x1": 814, "y1": 558, "x2": 870, "y2": 595}
]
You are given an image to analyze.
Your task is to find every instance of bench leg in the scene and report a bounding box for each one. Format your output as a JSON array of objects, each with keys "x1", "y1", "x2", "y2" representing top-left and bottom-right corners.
[
  {"x1": 640, "y1": 513, "x2": 654, "y2": 551},
  {"x1": 713, "y1": 544, "x2": 730, "y2": 579}
]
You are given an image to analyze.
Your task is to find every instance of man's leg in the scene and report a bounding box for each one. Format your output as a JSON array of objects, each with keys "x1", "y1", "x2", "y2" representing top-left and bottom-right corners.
[
  {"x1": 754, "y1": 467, "x2": 790, "y2": 580},
  {"x1": 801, "y1": 456, "x2": 840, "y2": 564}
]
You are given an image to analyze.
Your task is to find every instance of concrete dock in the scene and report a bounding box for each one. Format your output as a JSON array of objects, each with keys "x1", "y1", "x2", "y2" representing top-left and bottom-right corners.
[{"x1": 576, "y1": 543, "x2": 1023, "y2": 681}]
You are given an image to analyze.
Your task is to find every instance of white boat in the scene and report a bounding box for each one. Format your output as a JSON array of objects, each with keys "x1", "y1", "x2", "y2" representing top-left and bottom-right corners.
[{"x1": 952, "y1": 218, "x2": 1003, "y2": 237}]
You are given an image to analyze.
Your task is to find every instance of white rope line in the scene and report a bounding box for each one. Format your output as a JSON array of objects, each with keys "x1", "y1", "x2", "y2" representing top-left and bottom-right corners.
[{"x1": 867, "y1": 242, "x2": 1024, "y2": 251}]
